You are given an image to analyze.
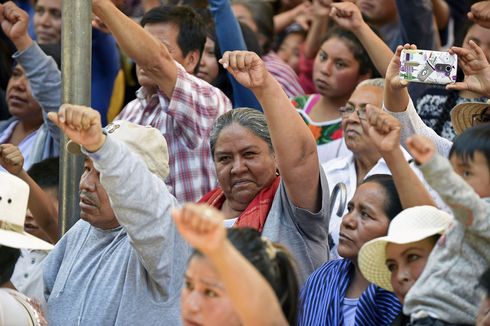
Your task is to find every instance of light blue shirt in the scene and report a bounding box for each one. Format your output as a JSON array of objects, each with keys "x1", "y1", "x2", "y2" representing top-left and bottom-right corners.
[{"x1": 342, "y1": 297, "x2": 359, "y2": 326}]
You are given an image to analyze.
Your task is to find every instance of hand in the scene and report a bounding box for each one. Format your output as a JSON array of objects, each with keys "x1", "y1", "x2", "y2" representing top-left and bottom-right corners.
[
  {"x1": 0, "y1": 1, "x2": 32, "y2": 51},
  {"x1": 219, "y1": 51, "x2": 270, "y2": 90},
  {"x1": 361, "y1": 105, "x2": 401, "y2": 154},
  {"x1": 468, "y1": 1, "x2": 490, "y2": 29},
  {"x1": 386, "y1": 44, "x2": 416, "y2": 91},
  {"x1": 406, "y1": 135, "x2": 436, "y2": 165},
  {"x1": 0, "y1": 144, "x2": 24, "y2": 175},
  {"x1": 47, "y1": 104, "x2": 106, "y2": 152},
  {"x1": 172, "y1": 204, "x2": 226, "y2": 257},
  {"x1": 447, "y1": 40, "x2": 490, "y2": 97},
  {"x1": 329, "y1": 2, "x2": 365, "y2": 31},
  {"x1": 311, "y1": 0, "x2": 332, "y2": 19}
]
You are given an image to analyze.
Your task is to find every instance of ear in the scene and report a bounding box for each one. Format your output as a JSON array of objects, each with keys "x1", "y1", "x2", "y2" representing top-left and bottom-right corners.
[{"x1": 183, "y1": 49, "x2": 201, "y2": 74}]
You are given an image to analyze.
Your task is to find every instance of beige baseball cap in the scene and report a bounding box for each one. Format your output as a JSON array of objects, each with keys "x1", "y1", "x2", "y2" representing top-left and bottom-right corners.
[
  {"x1": 450, "y1": 100, "x2": 490, "y2": 135},
  {"x1": 67, "y1": 120, "x2": 169, "y2": 181},
  {"x1": 358, "y1": 206, "x2": 452, "y2": 291}
]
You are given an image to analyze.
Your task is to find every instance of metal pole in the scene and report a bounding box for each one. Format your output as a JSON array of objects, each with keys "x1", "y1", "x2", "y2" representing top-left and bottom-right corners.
[{"x1": 59, "y1": 0, "x2": 92, "y2": 235}]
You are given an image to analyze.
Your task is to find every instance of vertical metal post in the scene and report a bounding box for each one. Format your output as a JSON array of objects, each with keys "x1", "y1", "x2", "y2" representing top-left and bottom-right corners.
[{"x1": 59, "y1": 0, "x2": 92, "y2": 234}]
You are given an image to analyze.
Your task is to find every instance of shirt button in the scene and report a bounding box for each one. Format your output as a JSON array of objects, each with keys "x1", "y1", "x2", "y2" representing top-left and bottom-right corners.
[
  {"x1": 24, "y1": 273, "x2": 28, "y2": 278},
  {"x1": 31, "y1": 258, "x2": 36, "y2": 264}
]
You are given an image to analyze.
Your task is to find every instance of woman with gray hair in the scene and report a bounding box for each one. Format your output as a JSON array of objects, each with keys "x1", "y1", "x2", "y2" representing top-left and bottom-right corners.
[{"x1": 198, "y1": 50, "x2": 331, "y2": 284}]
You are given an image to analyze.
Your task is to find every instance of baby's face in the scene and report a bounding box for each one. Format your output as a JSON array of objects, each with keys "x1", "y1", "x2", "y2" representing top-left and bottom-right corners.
[{"x1": 450, "y1": 151, "x2": 490, "y2": 198}]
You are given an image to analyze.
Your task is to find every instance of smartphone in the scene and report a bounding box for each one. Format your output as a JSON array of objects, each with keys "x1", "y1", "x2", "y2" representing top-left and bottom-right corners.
[{"x1": 400, "y1": 49, "x2": 457, "y2": 85}]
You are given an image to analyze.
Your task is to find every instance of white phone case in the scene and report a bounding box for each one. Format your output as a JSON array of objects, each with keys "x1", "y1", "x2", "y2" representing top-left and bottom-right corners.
[{"x1": 400, "y1": 49, "x2": 457, "y2": 85}]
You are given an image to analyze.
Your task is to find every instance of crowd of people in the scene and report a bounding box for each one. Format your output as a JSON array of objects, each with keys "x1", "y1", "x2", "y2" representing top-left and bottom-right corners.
[{"x1": 0, "y1": 0, "x2": 489, "y2": 325}]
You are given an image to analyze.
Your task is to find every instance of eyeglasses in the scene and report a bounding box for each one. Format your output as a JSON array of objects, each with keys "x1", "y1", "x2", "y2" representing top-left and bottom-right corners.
[
  {"x1": 472, "y1": 107, "x2": 490, "y2": 127},
  {"x1": 339, "y1": 103, "x2": 367, "y2": 120}
]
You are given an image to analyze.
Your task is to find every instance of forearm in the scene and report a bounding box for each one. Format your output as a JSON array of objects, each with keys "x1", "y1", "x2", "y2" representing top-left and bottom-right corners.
[
  {"x1": 384, "y1": 83, "x2": 410, "y2": 113},
  {"x1": 207, "y1": 241, "x2": 288, "y2": 326},
  {"x1": 383, "y1": 148, "x2": 435, "y2": 208},
  {"x1": 353, "y1": 23, "x2": 393, "y2": 77},
  {"x1": 273, "y1": 10, "x2": 296, "y2": 34},
  {"x1": 17, "y1": 170, "x2": 59, "y2": 243},
  {"x1": 304, "y1": 18, "x2": 328, "y2": 59},
  {"x1": 253, "y1": 74, "x2": 320, "y2": 210},
  {"x1": 431, "y1": 0, "x2": 450, "y2": 30},
  {"x1": 92, "y1": 0, "x2": 176, "y2": 96}
]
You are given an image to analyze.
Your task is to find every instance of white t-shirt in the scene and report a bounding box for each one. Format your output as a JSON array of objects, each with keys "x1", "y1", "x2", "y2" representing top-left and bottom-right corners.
[{"x1": 342, "y1": 297, "x2": 359, "y2": 326}]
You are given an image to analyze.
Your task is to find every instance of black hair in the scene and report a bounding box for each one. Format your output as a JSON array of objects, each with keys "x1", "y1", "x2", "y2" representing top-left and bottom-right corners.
[
  {"x1": 322, "y1": 26, "x2": 380, "y2": 78},
  {"x1": 0, "y1": 245, "x2": 21, "y2": 285},
  {"x1": 191, "y1": 228, "x2": 299, "y2": 325},
  {"x1": 233, "y1": 1, "x2": 274, "y2": 53},
  {"x1": 479, "y1": 267, "x2": 490, "y2": 296},
  {"x1": 449, "y1": 124, "x2": 490, "y2": 170},
  {"x1": 140, "y1": 5, "x2": 206, "y2": 59},
  {"x1": 361, "y1": 174, "x2": 402, "y2": 220},
  {"x1": 27, "y1": 157, "x2": 60, "y2": 190}
]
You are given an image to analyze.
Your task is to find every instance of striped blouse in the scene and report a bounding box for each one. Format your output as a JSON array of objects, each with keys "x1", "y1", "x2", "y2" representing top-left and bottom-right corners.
[{"x1": 298, "y1": 259, "x2": 401, "y2": 326}]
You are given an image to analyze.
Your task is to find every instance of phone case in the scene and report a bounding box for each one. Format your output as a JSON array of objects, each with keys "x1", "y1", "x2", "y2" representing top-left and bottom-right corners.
[{"x1": 400, "y1": 49, "x2": 457, "y2": 85}]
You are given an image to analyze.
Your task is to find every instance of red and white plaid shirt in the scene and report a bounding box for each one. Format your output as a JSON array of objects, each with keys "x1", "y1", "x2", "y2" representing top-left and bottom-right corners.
[{"x1": 117, "y1": 63, "x2": 231, "y2": 203}]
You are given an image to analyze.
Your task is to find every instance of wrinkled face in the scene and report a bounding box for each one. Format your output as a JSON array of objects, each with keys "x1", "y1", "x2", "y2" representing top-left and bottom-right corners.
[
  {"x1": 464, "y1": 24, "x2": 490, "y2": 63},
  {"x1": 213, "y1": 124, "x2": 277, "y2": 213},
  {"x1": 138, "y1": 22, "x2": 197, "y2": 88},
  {"x1": 181, "y1": 256, "x2": 242, "y2": 326},
  {"x1": 338, "y1": 182, "x2": 390, "y2": 260},
  {"x1": 6, "y1": 65, "x2": 42, "y2": 121},
  {"x1": 231, "y1": 4, "x2": 258, "y2": 33},
  {"x1": 24, "y1": 187, "x2": 58, "y2": 243},
  {"x1": 385, "y1": 237, "x2": 437, "y2": 303},
  {"x1": 79, "y1": 158, "x2": 118, "y2": 229},
  {"x1": 450, "y1": 151, "x2": 490, "y2": 198},
  {"x1": 197, "y1": 37, "x2": 219, "y2": 84},
  {"x1": 341, "y1": 85, "x2": 383, "y2": 153},
  {"x1": 34, "y1": 0, "x2": 62, "y2": 44},
  {"x1": 313, "y1": 37, "x2": 366, "y2": 100},
  {"x1": 277, "y1": 33, "x2": 304, "y2": 74},
  {"x1": 358, "y1": 0, "x2": 397, "y2": 25}
]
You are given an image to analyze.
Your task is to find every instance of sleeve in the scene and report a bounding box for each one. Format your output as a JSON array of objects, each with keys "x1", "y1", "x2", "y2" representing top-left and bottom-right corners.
[
  {"x1": 396, "y1": 0, "x2": 436, "y2": 50},
  {"x1": 165, "y1": 65, "x2": 232, "y2": 149},
  {"x1": 91, "y1": 28, "x2": 121, "y2": 126},
  {"x1": 85, "y1": 136, "x2": 191, "y2": 289},
  {"x1": 384, "y1": 97, "x2": 453, "y2": 157},
  {"x1": 209, "y1": 0, "x2": 262, "y2": 110},
  {"x1": 280, "y1": 167, "x2": 330, "y2": 242},
  {"x1": 13, "y1": 42, "x2": 61, "y2": 146},
  {"x1": 418, "y1": 153, "x2": 490, "y2": 233}
]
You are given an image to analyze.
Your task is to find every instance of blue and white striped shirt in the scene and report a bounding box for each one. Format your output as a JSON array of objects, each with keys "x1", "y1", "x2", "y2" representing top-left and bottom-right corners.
[{"x1": 298, "y1": 259, "x2": 401, "y2": 326}]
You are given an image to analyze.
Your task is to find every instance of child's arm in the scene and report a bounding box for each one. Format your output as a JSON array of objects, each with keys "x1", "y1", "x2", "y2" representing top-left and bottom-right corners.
[
  {"x1": 0, "y1": 144, "x2": 59, "y2": 243},
  {"x1": 407, "y1": 136, "x2": 488, "y2": 230}
]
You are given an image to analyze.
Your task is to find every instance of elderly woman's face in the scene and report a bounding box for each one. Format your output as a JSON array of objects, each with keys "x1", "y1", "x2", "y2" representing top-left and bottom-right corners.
[
  {"x1": 181, "y1": 256, "x2": 242, "y2": 326},
  {"x1": 338, "y1": 182, "x2": 390, "y2": 260},
  {"x1": 213, "y1": 124, "x2": 277, "y2": 213}
]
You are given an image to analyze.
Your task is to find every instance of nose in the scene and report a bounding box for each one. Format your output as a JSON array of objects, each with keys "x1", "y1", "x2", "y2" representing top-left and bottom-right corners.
[
  {"x1": 10, "y1": 75, "x2": 27, "y2": 92},
  {"x1": 341, "y1": 211, "x2": 357, "y2": 230},
  {"x1": 79, "y1": 171, "x2": 97, "y2": 192},
  {"x1": 38, "y1": 12, "x2": 52, "y2": 26},
  {"x1": 320, "y1": 59, "x2": 333, "y2": 76},
  {"x1": 184, "y1": 290, "x2": 201, "y2": 313},
  {"x1": 230, "y1": 157, "x2": 246, "y2": 175},
  {"x1": 396, "y1": 265, "x2": 411, "y2": 285}
]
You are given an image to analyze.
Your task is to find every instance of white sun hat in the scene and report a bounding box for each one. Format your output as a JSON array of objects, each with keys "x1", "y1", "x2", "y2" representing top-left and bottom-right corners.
[
  {"x1": 358, "y1": 206, "x2": 452, "y2": 291},
  {"x1": 66, "y1": 120, "x2": 169, "y2": 181},
  {"x1": 0, "y1": 172, "x2": 53, "y2": 250}
]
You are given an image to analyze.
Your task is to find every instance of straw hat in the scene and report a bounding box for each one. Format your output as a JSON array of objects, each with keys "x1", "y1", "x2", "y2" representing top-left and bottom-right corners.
[
  {"x1": 358, "y1": 206, "x2": 452, "y2": 291},
  {"x1": 67, "y1": 120, "x2": 169, "y2": 181},
  {"x1": 0, "y1": 172, "x2": 53, "y2": 250},
  {"x1": 450, "y1": 100, "x2": 490, "y2": 135}
]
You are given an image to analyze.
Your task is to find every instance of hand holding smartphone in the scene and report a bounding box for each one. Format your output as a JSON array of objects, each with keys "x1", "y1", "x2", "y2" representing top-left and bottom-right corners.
[{"x1": 400, "y1": 49, "x2": 457, "y2": 85}]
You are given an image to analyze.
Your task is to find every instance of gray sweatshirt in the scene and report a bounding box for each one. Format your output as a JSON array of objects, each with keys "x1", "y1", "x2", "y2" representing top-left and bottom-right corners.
[
  {"x1": 44, "y1": 136, "x2": 191, "y2": 325},
  {"x1": 404, "y1": 154, "x2": 490, "y2": 323}
]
